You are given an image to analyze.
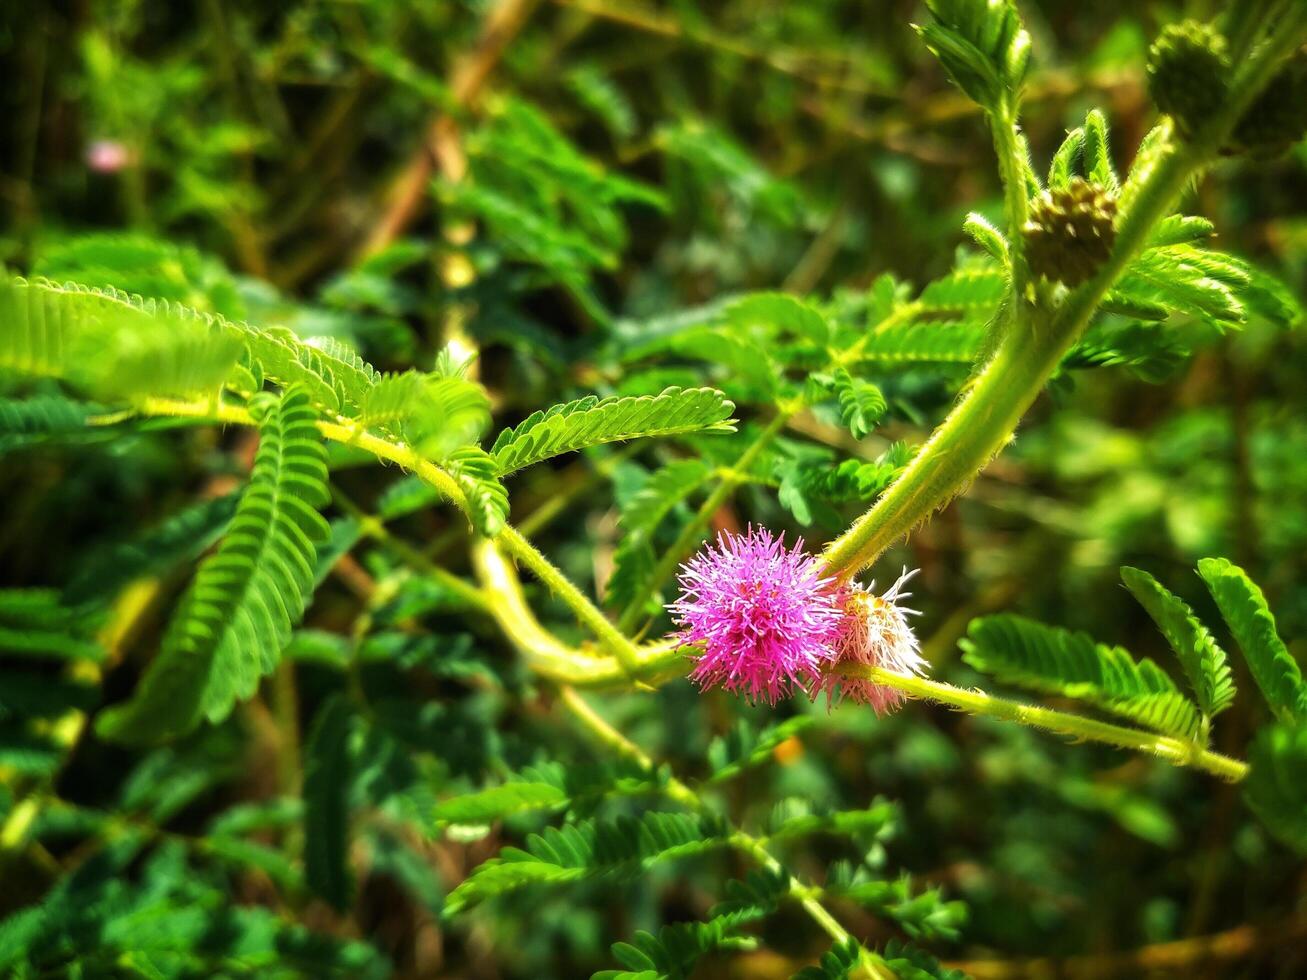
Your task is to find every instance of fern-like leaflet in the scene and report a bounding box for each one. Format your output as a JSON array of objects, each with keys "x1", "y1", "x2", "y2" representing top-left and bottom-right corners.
[
  {"x1": 96, "y1": 386, "x2": 330, "y2": 744},
  {"x1": 1198, "y1": 558, "x2": 1307, "y2": 725},
  {"x1": 961, "y1": 614, "x2": 1203, "y2": 739},
  {"x1": 443, "y1": 811, "x2": 729, "y2": 914},
  {"x1": 1121, "y1": 566, "x2": 1235, "y2": 720},
  {"x1": 490, "y1": 386, "x2": 735, "y2": 476}
]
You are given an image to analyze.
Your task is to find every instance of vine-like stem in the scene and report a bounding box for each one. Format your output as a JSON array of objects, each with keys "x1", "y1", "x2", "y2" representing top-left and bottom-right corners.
[
  {"x1": 847, "y1": 666, "x2": 1249, "y2": 782},
  {"x1": 989, "y1": 103, "x2": 1030, "y2": 293},
  {"x1": 330, "y1": 488, "x2": 492, "y2": 613},
  {"x1": 132, "y1": 397, "x2": 649, "y2": 669},
  {"x1": 472, "y1": 538, "x2": 683, "y2": 685},
  {"x1": 555, "y1": 685, "x2": 892, "y2": 979},
  {"x1": 820, "y1": 23, "x2": 1307, "y2": 579}
]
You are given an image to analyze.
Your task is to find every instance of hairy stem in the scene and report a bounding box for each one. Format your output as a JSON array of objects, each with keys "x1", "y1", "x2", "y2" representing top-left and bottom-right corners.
[
  {"x1": 848, "y1": 666, "x2": 1248, "y2": 782},
  {"x1": 820, "y1": 25, "x2": 1307, "y2": 579},
  {"x1": 990, "y1": 103, "x2": 1030, "y2": 291},
  {"x1": 555, "y1": 685, "x2": 891, "y2": 978}
]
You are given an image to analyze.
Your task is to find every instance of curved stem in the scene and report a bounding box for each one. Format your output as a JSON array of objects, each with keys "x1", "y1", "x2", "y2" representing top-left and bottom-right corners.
[
  {"x1": 473, "y1": 538, "x2": 685, "y2": 686},
  {"x1": 555, "y1": 685, "x2": 891, "y2": 979},
  {"x1": 848, "y1": 666, "x2": 1248, "y2": 782},
  {"x1": 134, "y1": 396, "x2": 643, "y2": 666}
]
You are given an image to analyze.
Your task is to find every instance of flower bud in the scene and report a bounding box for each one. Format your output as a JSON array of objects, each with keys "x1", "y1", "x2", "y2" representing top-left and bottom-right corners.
[
  {"x1": 1022, "y1": 178, "x2": 1118, "y2": 287},
  {"x1": 821, "y1": 569, "x2": 925, "y2": 715},
  {"x1": 1147, "y1": 21, "x2": 1231, "y2": 139}
]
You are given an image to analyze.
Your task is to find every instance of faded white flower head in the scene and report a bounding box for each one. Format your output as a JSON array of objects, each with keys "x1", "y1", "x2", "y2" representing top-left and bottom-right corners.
[{"x1": 822, "y1": 567, "x2": 926, "y2": 714}]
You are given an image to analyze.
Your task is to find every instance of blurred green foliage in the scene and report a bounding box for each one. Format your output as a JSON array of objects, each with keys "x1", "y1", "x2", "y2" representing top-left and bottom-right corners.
[{"x1": 1, "y1": 1, "x2": 1307, "y2": 978}]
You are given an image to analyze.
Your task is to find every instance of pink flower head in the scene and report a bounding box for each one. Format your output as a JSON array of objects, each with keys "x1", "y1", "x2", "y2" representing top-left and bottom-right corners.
[
  {"x1": 822, "y1": 568, "x2": 925, "y2": 714},
  {"x1": 670, "y1": 527, "x2": 842, "y2": 705},
  {"x1": 86, "y1": 139, "x2": 135, "y2": 173}
]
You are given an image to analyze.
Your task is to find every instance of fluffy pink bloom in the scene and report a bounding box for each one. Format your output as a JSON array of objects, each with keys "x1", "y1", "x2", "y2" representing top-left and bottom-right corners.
[
  {"x1": 822, "y1": 568, "x2": 925, "y2": 714},
  {"x1": 86, "y1": 139, "x2": 135, "y2": 173},
  {"x1": 670, "y1": 528, "x2": 842, "y2": 705}
]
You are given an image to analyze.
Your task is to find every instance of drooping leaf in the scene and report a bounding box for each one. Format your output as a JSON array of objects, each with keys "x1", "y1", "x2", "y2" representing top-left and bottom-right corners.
[
  {"x1": 1198, "y1": 558, "x2": 1306, "y2": 724},
  {"x1": 1121, "y1": 566, "x2": 1235, "y2": 719},
  {"x1": 96, "y1": 387, "x2": 330, "y2": 744}
]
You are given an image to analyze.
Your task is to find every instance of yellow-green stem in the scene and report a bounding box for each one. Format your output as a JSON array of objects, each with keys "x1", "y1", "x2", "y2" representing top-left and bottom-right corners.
[
  {"x1": 849, "y1": 666, "x2": 1248, "y2": 782},
  {"x1": 555, "y1": 685, "x2": 891, "y2": 978},
  {"x1": 820, "y1": 21, "x2": 1307, "y2": 579}
]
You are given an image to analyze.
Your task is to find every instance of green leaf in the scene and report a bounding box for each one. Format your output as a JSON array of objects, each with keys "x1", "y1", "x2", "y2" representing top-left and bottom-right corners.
[
  {"x1": 726, "y1": 292, "x2": 830, "y2": 343},
  {"x1": 1245, "y1": 722, "x2": 1307, "y2": 854},
  {"x1": 0, "y1": 589, "x2": 103, "y2": 662},
  {"x1": 1147, "y1": 215, "x2": 1215, "y2": 247},
  {"x1": 96, "y1": 387, "x2": 330, "y2": 745},
  {"x1": 434, "y1": 781, "x2": 569, "y2": 826},
  {"x1": 444, "y1": 812, "x2": 728, "y2": 915},
  {"x1": 1118, "y1": 250, "x2": 1245, "y2": 328},
  {"x1": 854, "y1": 321, "x2": 985, "y2": 364},
  {"x1": 706, "y1": 716, "x2": 813, "y2": 783},
  {"x1": 1048, "y1": 126, "x2": 1084, "y2": 188},
  {"x1": 304, "y1": 694, "x2": 355, "y2": 911},
  {"x1": 0, "y1": 395, "x2": 102, "y2": 452},
  {"x1": 63, "y1": 491, "x2": 239, "y2": 605},
  {"x1": 0, "y1": 277, "x2": 242, "y2": 401},
  {"x1": 595, "y1": 910, "x2": 761, "y2": 980},
  {"x1": 490, "y1": 386, "x2": 735, "y2": 476},
  {"x1": 1082, "y1": 108, "x2": 1118, "y2": 192},
  {"x1": 1121, "y1": 566, "x2": 1235, "y2": 719},
  {"x1": 792, "y1": 938, "x2": 864, "y2": 980},
  {"x1": 607, "y1": 459, "x2": 711, "y2": 610},
  {"x1": 1197, "y1": 558, "x2": 1306, "y2": 724},
  {"x1": 916, "y1": 0, "x2": 1031, "y2": 111},
  {"x1": 832, "y1": 368, "x2": 887, "y2": 439},
  {"x1": 766, "y1": 798, "x2": 898, "y2": 843},
  {"x1": 961, "y1": 614, "x2": 1203, "y2": 738},
  {"x1": 445, "y1": 446, "x2": 510, "y2": 537}
]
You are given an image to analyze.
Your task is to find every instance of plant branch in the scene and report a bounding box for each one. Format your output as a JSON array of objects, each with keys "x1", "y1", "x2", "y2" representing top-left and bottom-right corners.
[
  {"x1": 846, "y1": 666, "x2": 1249, "y2": 782},
  {"x1": 360, "y1": 0, "x2": 541, "y2": 257},
  {"x1": 819, "y1": 25, "x2": 1307, "y2": 579},
  {"x1": 554, "y1": 685, "x2": 892, "y2": 979},
  {"x1": 132, "y1": 397, "x2": 645, "y2": 667}
]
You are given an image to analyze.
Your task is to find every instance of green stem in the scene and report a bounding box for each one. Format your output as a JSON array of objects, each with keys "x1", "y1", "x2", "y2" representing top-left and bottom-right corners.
[
  {"x1": 472, "y1": 538, "x2": 684, "y2": 685},
  {"x1": 136, "y1": 397, "x2": 640, "y2": 665},
  {"x1": 820, "y1": 25, "x2": 1307, "y2": 579},
  {"x1": 616, "y1": 300, "x2": 925, "y2": 634},
  {"x1": 990, "y1": 103, "x2": 1031, "y2": 291},
  {"x1": 850, "y1": 666, "x2": 1248, "y2": 782},
  {"x1": 331, "y1": 487, "x2": 492, "y2": 614},
  {"x1": 554, "y1": 685, "x2": 891, "y2": 978}
]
